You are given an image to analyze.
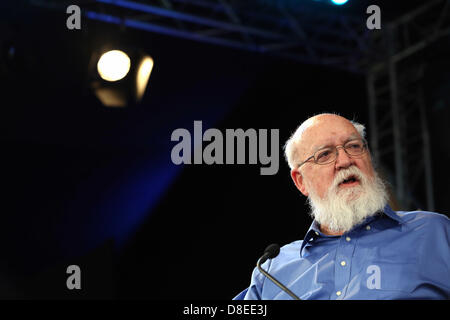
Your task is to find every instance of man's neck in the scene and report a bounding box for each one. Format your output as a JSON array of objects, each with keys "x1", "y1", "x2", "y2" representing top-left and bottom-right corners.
[{"x1": 320, "y1": 224, "x2": 344, "y2": 236}]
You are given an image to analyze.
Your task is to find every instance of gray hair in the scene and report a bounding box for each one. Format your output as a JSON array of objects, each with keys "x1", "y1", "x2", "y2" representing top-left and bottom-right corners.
[{"x1": 283, "y1": 114, "x2": 366, "y2": 170}]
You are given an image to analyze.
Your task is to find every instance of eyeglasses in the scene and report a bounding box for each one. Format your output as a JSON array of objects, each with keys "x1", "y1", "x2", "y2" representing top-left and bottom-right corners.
[{"x1": 297, "y1": 138, "x2": 368, "y2": 168}]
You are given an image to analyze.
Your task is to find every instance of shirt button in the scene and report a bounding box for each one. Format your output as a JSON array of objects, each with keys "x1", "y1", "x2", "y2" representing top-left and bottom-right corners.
[
  {"x1": 366, "y1": 225, "x2": 371, "y2": 231},
  {"x1": 336, "y1": 291, "x2": 342, "y2": 296},
  {"x1": 340, "y1": 260, "x2": 346, "y2": 267},
  {"x1": 315, "y1": 231, "x2": 319, "y2": 236},
  {"x1": 345, "y1": 236, "x2": 351, "y2": 242}
]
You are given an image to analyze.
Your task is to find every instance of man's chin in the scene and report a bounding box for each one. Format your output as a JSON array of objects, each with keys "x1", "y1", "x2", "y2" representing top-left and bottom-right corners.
[{"x1": 336, "y1": 184, "x2": 364, "y2": 201}]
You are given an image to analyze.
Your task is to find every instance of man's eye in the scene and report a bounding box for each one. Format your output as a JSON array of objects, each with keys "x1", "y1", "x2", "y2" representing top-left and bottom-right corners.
[
  {"x1": 348, "y1": 143, "x2": 362, "y2": 149},
  {"x1": 317, "y1": 150, "x2": 331, "y2": 159}
]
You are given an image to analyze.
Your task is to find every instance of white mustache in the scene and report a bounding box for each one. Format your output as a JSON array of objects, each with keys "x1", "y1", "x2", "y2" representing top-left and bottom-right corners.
[{"x1": 330, "y1": 166, "x2": 365, "y2": 191}]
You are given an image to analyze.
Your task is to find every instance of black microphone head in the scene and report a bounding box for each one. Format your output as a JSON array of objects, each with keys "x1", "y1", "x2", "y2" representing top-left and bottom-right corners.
[{"x1": 264, "y1": 243, "x2": 280, "y2": 259}]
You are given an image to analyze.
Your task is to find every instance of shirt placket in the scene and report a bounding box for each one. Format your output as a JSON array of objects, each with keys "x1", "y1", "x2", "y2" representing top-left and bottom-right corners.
[{"x1": 333, "y1": 233, "x2": 356, "y2": 299}]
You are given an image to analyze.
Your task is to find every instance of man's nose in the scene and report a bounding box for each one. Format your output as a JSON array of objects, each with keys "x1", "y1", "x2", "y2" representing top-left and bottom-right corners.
[{"x1": 335, "y1": 146, "x2": 353, "y2": 169}]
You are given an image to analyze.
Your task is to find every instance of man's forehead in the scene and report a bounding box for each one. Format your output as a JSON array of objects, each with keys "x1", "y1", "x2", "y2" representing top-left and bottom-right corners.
[
  {"x1": 312, "y1": 132, "x2": 360, "y2": 148},
  {"x1": 301, "y1": 119, "x2": 360, "y2": 152}
]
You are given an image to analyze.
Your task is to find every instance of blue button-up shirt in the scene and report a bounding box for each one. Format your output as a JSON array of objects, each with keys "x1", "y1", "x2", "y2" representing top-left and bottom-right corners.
[{"x1": 235, "y1": 205, "x2": 450, "y2": 300}]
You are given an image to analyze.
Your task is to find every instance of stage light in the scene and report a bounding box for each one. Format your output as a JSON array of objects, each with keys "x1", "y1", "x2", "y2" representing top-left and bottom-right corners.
[
  {"x1": 97, "y1": 50, "x2": 131, "y2": 82},
  {"x1": 90, "y1": 47, "x2": 154, "y2": 107},
  {"x1": 330, "y1": 0, "x2": 348, "y2": 5},
  {"x1": 136, "y1": 56, "x2": 154, "y2": 100}
]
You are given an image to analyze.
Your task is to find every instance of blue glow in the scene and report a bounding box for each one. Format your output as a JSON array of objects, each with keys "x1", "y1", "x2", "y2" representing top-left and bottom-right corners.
[
  {"x1": 331, "y1": 0, "x2": 348, "y2": 5},
  {"x1": 54, "y1": 155, "x2": 181, "y2": 260}
]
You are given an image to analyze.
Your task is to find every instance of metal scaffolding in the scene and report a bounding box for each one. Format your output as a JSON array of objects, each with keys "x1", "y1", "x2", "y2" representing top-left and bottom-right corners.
[
  {"x1": 82, "y1": 0, "x2": 371, "y2": 72},
  {"x1": 31, "y1": 0, "x2": 450, "y2": 210},
  {"x1": 365, "y1": 0, "x2": 450, "y2": 210}
]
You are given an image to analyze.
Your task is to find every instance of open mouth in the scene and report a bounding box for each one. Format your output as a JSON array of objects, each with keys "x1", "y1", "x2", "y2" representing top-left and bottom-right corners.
[{"x1": 339, "y1": 175, "x2": 360, "y2": 186}]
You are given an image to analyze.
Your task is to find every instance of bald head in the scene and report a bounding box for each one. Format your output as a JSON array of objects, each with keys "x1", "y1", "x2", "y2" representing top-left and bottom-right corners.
[{"x1": 284, "y1": 113, "x2": 366, "y2": 170}]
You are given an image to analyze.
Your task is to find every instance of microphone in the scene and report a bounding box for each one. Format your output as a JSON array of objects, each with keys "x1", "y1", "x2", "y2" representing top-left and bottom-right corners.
[{"x1": 257, "y1": 244, "x2": 301, "y2": 300}]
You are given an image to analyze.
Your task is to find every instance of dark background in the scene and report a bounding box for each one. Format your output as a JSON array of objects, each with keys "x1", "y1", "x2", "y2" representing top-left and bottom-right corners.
[{"x1": 0, "y1": 0, "x2": 449, "y2": 299}]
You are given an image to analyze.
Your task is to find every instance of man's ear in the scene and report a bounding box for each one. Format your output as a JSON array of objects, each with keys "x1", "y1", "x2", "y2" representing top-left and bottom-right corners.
[{"x1": 291, "y1": 169, "x2": 309, "y2": 197}]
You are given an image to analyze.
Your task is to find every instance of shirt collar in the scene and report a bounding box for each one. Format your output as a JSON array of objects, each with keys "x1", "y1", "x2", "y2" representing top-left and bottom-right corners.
[
  {"x1": 300, "y1": 204, "x2": 402, "y2": 255},
  {"x1": 382, "y1": 204, "x2": 403, "y2": 224}
]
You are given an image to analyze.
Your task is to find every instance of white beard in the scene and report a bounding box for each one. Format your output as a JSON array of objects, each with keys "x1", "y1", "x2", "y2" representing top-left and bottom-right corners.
[{"x1": 306, "y1": 166, "x2": 388, "y2": 234}]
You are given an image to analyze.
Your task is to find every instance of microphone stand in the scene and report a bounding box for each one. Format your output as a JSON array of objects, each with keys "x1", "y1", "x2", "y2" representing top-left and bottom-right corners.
[{"x1": 257, "y1": 257, "x2": 301, "y2": 300}]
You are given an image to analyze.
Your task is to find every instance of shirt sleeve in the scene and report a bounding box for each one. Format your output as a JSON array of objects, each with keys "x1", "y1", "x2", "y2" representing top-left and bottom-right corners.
[
  {"x1": 241, "y1": 266, "x2": 264, "y2": 300},
  {"x1": 417, "y1": 213, "x2": 450, "y2": 298},
  {"x1": 239, "y1": 259, "x2": 274, "y2": 300}
]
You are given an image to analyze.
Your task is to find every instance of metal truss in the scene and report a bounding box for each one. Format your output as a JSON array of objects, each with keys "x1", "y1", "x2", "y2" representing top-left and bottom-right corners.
[
  {"x1": 81, "y1": 0, "x2": 371, "y2": 73},
  {"x1": 366, "y1": 0, "x2": 450, "y2": 210},
  {"x1": 367, "y1": 62, "x2": 434, "y2": 210}
]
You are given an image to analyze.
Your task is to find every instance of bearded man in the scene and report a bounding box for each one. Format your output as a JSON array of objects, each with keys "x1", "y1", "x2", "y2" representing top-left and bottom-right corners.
[{"x1": 234, "y1": 113, "x2": 450, "y2": 300}]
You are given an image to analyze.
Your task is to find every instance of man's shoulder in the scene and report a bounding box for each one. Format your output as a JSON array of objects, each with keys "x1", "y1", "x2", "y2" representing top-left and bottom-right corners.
[
  {"x1": 262, "y1": 240, "x2": 303, "y2": 273},
  {"x1": 274, "y1": 240, "x2": 303, "y2": 261},
  {"x1": 394, "y1": 209, "x2": 449, "y2": 228},
  {"x1": 280, "y1": 240, "x2": 303, "y2": 251}
]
